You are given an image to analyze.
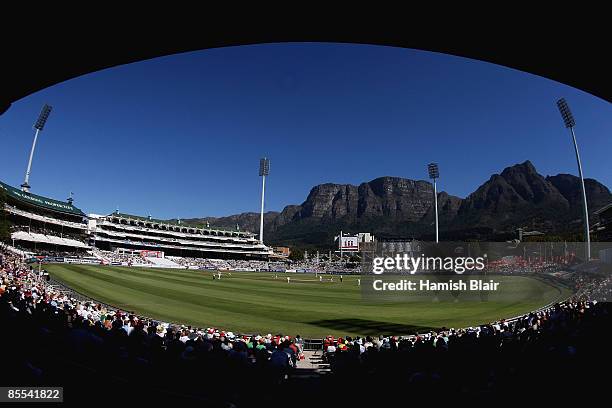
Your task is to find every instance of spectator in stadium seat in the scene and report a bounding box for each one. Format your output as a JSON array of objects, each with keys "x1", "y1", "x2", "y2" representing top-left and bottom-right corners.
[{"x1": 295, "y1": 334, "x2": 304, "y2": 352}]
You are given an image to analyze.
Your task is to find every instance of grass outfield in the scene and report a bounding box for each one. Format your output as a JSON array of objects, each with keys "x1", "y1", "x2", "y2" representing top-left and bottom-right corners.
[{"x1": 45, "y1": 264, "x2": 571, "y2": 338}]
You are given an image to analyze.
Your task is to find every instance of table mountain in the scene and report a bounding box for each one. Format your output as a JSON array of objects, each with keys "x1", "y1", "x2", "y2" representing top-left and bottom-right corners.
[{"x1": 182, "y1": 161, "x2": 611, "y2": 246}]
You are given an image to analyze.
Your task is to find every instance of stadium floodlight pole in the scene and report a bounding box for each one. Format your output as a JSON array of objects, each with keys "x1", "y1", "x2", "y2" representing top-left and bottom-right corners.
[
  {"x1": 21, "y1": 104, "x2": 52, "y2": 193},
  {"x1": 557, "y1": 98, "x2": 590, "y2": 261},
  {"x1": 258, "y1": 158, "x2": 270, "y2": 243},
  {"x1": 339, "y1": 230, "x2": 343, "y2": 260},
  {"x1": 428, "y1": 163, "x2": 440, "y2": 243}
]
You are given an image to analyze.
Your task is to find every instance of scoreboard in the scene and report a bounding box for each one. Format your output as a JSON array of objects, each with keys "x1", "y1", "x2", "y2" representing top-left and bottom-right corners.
[
  {"x1": 140, "y1": 250, "x2": 164, "y2": 258},
  {"x1": 340, "y1": 236, "x2": 359, "y2": 252}
]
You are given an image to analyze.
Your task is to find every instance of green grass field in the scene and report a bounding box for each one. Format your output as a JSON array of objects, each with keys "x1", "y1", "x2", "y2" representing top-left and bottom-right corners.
[{"x1": 45, "y1": 264, "x2": 571, "y2": 338}]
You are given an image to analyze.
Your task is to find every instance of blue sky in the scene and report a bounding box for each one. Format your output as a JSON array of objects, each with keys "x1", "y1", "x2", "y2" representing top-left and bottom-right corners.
[{"x1": 0, "y1": 43, "x2": 610, "y2": 218}]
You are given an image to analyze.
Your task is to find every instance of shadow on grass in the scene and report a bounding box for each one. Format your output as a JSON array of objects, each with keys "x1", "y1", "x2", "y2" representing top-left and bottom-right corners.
[{"x1": 308, "y1": 318, "x2": 435, "y2": 336}]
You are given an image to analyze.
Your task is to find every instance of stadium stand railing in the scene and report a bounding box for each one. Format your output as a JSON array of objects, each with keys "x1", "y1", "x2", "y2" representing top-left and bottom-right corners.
[
  {"x1": 4, "y1": 204, "x2": 87, "y2": 230},
  {"x1": 11, "y1": 231, "x2": 90, "y2": 249},
  {"x1": 97, "y1": 220, "x2": 258, "y2": 241},
  {"x1": 95, "y1": 228, "x2": 262, "y2": 249}
]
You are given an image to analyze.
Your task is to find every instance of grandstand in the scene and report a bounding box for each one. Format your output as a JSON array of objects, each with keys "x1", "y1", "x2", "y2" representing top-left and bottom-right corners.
[
  {"x1": 2, "y1": 180, "x2": 273, "y2": 262},
  {"x1": 1, "y1": 180, "x2": 90, "y2": 255},
  {"x1": 89, "y1": 212, "x2": 272, "y2": 260}
]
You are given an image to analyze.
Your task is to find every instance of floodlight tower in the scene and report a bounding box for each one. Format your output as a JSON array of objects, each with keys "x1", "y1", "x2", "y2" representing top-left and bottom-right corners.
[
  {"x1": 557, "y1": 98, "x2": 590, "y2": 261},
  {"x1": 428, "y1": 163, "x2": 440, "y2": 243},
  {"x1": 21, "y1": 104, "x2": 53, "y2": 192},
  {"x1": 259, "y1": 158, "x2": 270, "y2": 243}
]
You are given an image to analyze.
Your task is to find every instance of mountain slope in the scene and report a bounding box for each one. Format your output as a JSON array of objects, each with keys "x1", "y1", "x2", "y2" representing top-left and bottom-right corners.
[{"x1": 453, "y1": 161, "x2": 571, "y2": 231}]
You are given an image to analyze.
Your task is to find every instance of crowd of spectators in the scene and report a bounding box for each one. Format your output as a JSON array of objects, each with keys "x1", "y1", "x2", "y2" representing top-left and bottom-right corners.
[
  {"x1": 571, "y1": 275, "x2": 612, "y2": 301},
  {"x1": 169, "y1": 257, "x2": 571, "y2": 277},
  {"x1": 484, "y1": 261, "x2": 566, "y2": 275},
  {"x1": 93, "y1": 249, "x2": 153, "y2": 266},
  {"x1": 319, "y1": 276, "x2": 610, "y2": 401},
  {"x1": 10, "y1": 246, "x2": 91, "y2": 259},
  {"x1": 168, "y1": 256, "x2": 360, "y2": 275},
  {"x1": 289, "y1": 260, "x2": 360, "y2": 274},
  {"x1": 1, "y1": 245, "x2": 610, "y2": 403},
  {"x1": 11, "y1": 225, "x2": 87, "y2": 242},
  {"x1": 10, "y1": 244, "x2": 581, "y2": 279},
  {"x1": 0, "y1": 247, "x2": 307, "y2": 403},
  {"x1": 168, "y1": 256, "x2": 270, "y2": 271}
]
